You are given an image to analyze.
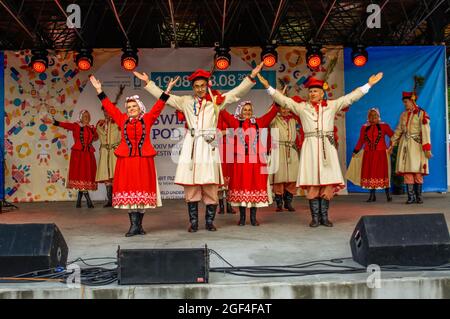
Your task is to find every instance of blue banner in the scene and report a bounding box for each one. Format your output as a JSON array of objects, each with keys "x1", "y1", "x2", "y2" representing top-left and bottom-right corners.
[
  {"x1": 344, "y1": 46, "x2": 447, "y2": 192},
  {"x1": 0, "y1": 51, "x2": 4, "y2": 200},
  {"x1": 148, "y1": 70, "x2": 276, "y2": 91}
]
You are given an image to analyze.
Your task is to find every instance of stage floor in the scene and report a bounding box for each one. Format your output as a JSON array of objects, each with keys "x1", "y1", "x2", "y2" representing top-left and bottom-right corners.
[{"x1": 1, "y1": 193, "x2": 450, "y2": 299}]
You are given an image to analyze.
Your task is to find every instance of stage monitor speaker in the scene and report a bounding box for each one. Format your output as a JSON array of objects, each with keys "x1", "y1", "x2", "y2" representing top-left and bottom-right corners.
[
  {"x1": 0, "y1": 223, "x2": 68, "y2": 277},
  {"x1": 118, "y1": 246, "x2": 209, "y2": 285},
  {"x1": 350, "y1": 213, "x2": 450, "y2": 267}
]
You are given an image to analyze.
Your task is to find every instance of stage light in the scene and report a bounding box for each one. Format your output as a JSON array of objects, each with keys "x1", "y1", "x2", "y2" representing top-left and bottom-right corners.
[
  {"x1": 121, "y1": 45, "x2": 139, "y2": 71},
  {"x1": 351, "y1": 45, "x2": 368, "y2": 67},
  {"x1": 75, "y1": 48, "x2": 93, "y2": 71},
  {"x1": 306, "y1": 44, "x2": 323, "y2": 71},
  {"x1": 261, "y1": 44, "x2": 278, "y2": 68},
  {"x1": 30, "y1": 49, "x2": 48, "y2": 73},
  {"x1": 214, "y1": 46, "x2": 231, "y2": 70}
]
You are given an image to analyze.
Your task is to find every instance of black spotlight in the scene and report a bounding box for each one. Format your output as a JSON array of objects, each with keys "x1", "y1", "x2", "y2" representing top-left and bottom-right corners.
[
  {"x1": 214, "y1": 45, "x2": 231, "y2": 70},
  {"x1": 121, "y1": 44, "x2": 139, "y2": 71},
  {"x1": 351, "y1": 45, "x2": 368, "y2": 67},
  {"x1": 75, "y1": 48, "x2": 93, "y2": 71},
  {"x1": 30, "y1": 49, "x2": 49, "y2": 73},
  {"x1": 306, "y1": 44, "x2": 323, "y2": 71},
  {"x1": 261, "y1": 44, "x2": 278, "y2": 68}
]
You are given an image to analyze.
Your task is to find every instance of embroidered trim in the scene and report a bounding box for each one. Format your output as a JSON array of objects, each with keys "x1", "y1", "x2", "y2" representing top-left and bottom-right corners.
[
  {"x1": 67, "y1": 180, "x2": 97, "y2": 190},
  {"x1": 228, "y1": 189, "x2": 269, "y2": 203},
  {"x1": 113, "y1": 191, "x2": 158, "y2": 206},
  {"x1": 361, "y1": 178, "x2": 389, "y2": 189}
]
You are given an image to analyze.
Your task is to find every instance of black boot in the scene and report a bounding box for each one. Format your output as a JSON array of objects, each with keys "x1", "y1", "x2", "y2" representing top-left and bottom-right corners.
[
  {"x1": 104, "y1": 185, "x2": 113, "y2": 207},
  {"x1": 283, "y1": 191, "x2": 295, "y2": 211},
  {"x1": 76, "y1": 191, "x2": 82, "y2": 208},
  {"x1": 406, "y1": 184, "x2": 416, "y2": 204},
  {"x1": 366, "y1": 189, "x2": 376, "y2": 202},
  {"x1": 414, "y1": 184, "x2": 423, "y2": 204},
  {"x1": 187, "y1": 202, "x2": 199, "y2": 233},
  {"x1": 238, "y1": 206, "x2": 246, "y2": 226},
  {"x1": 138, "y1": 212, "x2": 146, "y2": 235},
  {"x1": 308, "y1": 199, "x2": 320, "y2": 227},
  {"x1": 217, "y1": 198, "x2": 225, "y2": 214},
  {"x1": 125, "y1": 212, "x2": 141, "y2": 237},
  {"x1": 250, "y1": 207, "x2": 259, "y2": 226},
  {"x1": 274, "y1": 194, "x2": 283, "y2": 212},
  {"x1": 319, "y1": 198, "x2": 333, "y2": 227},
  {"x1": 226, "y1": 201, "x2": 236, "y2": 214},
  {"x1": 385, "y1": 188, "x2": 392, "y2": 202},
  {"x1": 205, "y1": 204, "x2": 218, "y2": 231},
  {"x1": 84, "y1": 191, "x2": 94, "y2": 208}
]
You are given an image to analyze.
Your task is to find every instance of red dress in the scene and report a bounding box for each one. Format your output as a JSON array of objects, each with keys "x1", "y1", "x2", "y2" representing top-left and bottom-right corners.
[
  {"x1": 353, "y1": 123, "x2": 394, "y2": 189},
  {"x1": 220, "y1": 105, "x2": 279, "y2": 207},
  {"x1": 98, "y1": 92, "x2": 167, "y2": 209},
  {"x1": 58, "y1": 122, "x2": 98, "y2": 191}
]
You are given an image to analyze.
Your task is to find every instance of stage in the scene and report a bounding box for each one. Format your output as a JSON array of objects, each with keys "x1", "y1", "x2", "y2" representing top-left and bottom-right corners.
[{"x1": 0, "y1": 193, "x2": 450, "y2": 299}]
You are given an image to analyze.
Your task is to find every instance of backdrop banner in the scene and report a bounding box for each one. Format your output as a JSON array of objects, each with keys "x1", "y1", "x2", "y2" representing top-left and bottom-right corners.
[
  {"x1": 3, "y1": 47, "x2": 345, "y2": 202},
  {"x1": 344, "y1": 46, "x2": 447, "y2": 192}
]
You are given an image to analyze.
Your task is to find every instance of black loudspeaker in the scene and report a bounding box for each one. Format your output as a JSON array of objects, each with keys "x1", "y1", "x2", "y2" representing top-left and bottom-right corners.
[
  {"x1": 350, "y1": 214, "x2": 450, "y2": 266},
  {"x1": 0, "y1": 224, "x2": 68, "y2": 277},
  {"x1": 118, "y1": 246, "x2": 209, "y2": 285}
]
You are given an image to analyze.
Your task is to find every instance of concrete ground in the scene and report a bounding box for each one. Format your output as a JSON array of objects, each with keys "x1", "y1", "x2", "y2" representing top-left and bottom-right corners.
[{"x1": 0, "y1": 193, "x2": 450, "y2": 299}]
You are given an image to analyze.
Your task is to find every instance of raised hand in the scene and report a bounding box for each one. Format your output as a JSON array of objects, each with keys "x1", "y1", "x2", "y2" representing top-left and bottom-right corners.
[
  {"x1": 165, "y1": 76, "x2": 180, "y2": 94},
  {"x1": 281, "y1": 85, "x2": 288, "y2": 95},
  {"x1": 133, "y1": 71, "x2": 150, "y2": 84},
  {"x1": 89, "y1": 75, "x2": 102, "y2": 93},
  {"x1": 256, "y1": 73, "x2": 270, "y2": 89},
  {"x1": 250, "y1": 62, "x2": 264, "y2": 78},
  {"x1": 368, "y1": 72, "x2": 383, "y2": 87}
]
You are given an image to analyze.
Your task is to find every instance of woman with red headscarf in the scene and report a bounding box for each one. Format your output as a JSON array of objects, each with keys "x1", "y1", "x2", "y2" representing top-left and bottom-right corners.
[{"x1": 53, "y1": 110, "x2": 98, "y2": 208}]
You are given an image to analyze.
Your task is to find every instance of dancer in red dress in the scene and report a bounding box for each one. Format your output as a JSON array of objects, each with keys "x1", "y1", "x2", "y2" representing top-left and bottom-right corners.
[
  {"x1": 89, "y1": 75, "x2": 178, "y2": 237},
  {"x1": 53, "y1": 110, "x2": 98, "y2": 208},
  {"x1": 220, "y1": 101, "x2": 279, "y2": 226},
  {"x1": 352, "y1": 108, "x2": 394, "y2": 202}
]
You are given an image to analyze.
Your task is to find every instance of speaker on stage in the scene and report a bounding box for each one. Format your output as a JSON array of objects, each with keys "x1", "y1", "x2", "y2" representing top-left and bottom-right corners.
[
  {"x1": 0, "y1": 224, "x2": 68, "y2": 277},
  {"x1": 350, "y1": 213, "x2": 450, "y2": 267},
  {"x1": 118, "y1": 246, "x2": 209, "y2": 285}
]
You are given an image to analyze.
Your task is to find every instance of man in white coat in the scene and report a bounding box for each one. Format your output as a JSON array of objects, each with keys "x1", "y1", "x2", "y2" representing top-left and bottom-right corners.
[
  {"x1": 134, "y1": 64, "x2": 263, "y2": 232},
  {"x1": 258, "y1": 72, "x2": 383, "y2": 227}
]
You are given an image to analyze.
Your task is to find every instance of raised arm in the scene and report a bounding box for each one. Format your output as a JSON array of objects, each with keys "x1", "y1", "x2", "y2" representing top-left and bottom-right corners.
[
  {"x1": 53, "y1": 120, "x2": 77, "y2": 131},
  {"x1": 258, "y1": 104, "x2": 280, "y2": 128},
  {"x1": 134, "y1": 71, "x2": 186, "y2": 111},
  {"x1": 219, "y1": 109, "x2": 239, "y2": 128},
  {"x1": 333, "y1": 72, "x2": 383, "y2": 112},
  {"x1": 144, "y1": 76, "x2": 178, "y2": 124},
  {"x1": 257, "y1": 73, "x2": 303, "y2": 116},
  {"x1": 219, "y1": 62, "x2": 264, "y2": 110},
  {"x1": 89, "y1": 75, "x2": 125, "y2": 125}
]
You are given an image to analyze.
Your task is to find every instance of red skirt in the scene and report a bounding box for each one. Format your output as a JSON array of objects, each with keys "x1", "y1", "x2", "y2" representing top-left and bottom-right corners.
[
  {"x1": 228, "y1": 157, "x2": 270, "y2": 207},
  {"x1": 112, "y1": 156, "x2": 159, "y2": 209},
  {"x1": 361, "y1": 149, "x2": 390, "y2": 189},
  {"x1": 67, "y1": 149, "x2": 97, "y2": 191}
]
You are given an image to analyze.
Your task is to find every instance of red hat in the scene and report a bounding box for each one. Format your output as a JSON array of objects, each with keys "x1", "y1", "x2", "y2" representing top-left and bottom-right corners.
[
  {"x1": 402, "y1": 91, "x2": 417, "y2": 100},
  {"x1": 304, "y1": 77, "x2": 325, "y2": 89},
  {"x1": 291, "y1": 95, "x2": 305, "y2": 103},
  {"x1": 188, "y1": 69, "x2": 211, "y2": 82}
]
